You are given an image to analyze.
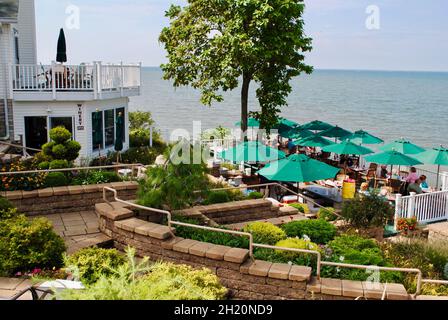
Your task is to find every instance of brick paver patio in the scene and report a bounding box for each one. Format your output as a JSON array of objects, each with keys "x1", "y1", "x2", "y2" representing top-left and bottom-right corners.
[{"x1": 31, "y1": 211, "x2": 112, "y2": 254}]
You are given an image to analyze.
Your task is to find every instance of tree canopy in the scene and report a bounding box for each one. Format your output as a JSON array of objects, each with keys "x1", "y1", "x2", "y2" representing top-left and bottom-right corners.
[{"x1": 159, "y1": 0, "x2": 313, "y2": 133}]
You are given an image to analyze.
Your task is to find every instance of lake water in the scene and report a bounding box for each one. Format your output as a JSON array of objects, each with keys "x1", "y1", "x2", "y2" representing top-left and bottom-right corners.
[{"x1": 129, "y1": 68, "x2": 448, "y2": 171}]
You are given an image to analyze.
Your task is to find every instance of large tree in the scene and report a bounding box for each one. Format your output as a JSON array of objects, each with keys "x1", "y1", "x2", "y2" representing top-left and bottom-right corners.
[{"x1": 159, "y1": 0, "x2": 313, "y2": 135}]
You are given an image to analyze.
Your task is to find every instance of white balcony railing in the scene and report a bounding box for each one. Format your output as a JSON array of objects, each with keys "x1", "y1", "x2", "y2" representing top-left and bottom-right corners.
[
  {"x1": 8, "y1": 62, "x2": 141, "y2": 99},
  {"x1": 395, "y1": 190, "x2": 448, "y2": 226}
]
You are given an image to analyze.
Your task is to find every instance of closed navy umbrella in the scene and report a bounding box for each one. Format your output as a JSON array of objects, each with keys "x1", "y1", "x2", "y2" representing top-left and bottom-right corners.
[{"x1": 56, "y1": 28, "x2": 67, "y2": 63}]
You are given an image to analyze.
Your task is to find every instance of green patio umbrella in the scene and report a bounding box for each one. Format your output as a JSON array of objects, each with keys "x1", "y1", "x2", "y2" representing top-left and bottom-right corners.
[
  {"x1": 414, "y1": 146, "x2": 448, "y2": 189},
  {"x1": 364, "y1": 150, "x2": 422, "y2": 174},
  {"x1": 298, "y1": 120, "x2": 333, "y2": 131},
  {"x1": 92, "y1": 111, "x2": 103, "y2": 151},
  {"x1": 114, "y1": 112, "x2": 124, "y2": 153},
  {"x1": 257, "y1": 154, "x2": 340, "y2": 183},
  {"x1": 56, "y1": 28, "x2": 67, "y2": 63},
  {"x1": 235, "y1": 117, "x2": 260, "y2": 128},
  {"x1": 277, "y1": 118, "x2": 299, "y2": 128},
  {"x1": 318, "y1": 126, "x2": 352, "y2": 140},
  {"x1": 275, "y1": 118, "x2": 300, "y2": 136},
  {"x1": 345, "y1": 130, "x2": 384, "y2": 145},
  {"x1": 281, "y1": 128, "x2": 314, "y2": 140},
  {"x1": 322, "y1": 141, "x2": 374, "y2": 156},
  {"x1": 293, "y1": 135, "x2": 334, "y2": 148},
  {"x1": 380, "y1": 138, "x2": 425, "y2": 155},
  {"x1": 219, "y1": 141, "x2": 286, "y2": 163}
]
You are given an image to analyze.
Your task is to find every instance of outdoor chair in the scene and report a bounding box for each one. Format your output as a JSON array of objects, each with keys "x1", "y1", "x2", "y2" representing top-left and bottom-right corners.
[{"x1": 389, "y1": 178, "x2": 403, "y2": 193}]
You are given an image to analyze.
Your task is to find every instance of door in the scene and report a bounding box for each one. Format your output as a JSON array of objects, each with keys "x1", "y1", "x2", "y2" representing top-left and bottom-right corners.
[{"x1": 25, "y1": 117, "x2": 48, "y2": 152}]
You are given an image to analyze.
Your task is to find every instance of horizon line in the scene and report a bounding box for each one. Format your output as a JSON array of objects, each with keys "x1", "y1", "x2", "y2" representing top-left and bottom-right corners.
[{"x1": 141, "y1": 66, "x2": 448, "y2": 73}]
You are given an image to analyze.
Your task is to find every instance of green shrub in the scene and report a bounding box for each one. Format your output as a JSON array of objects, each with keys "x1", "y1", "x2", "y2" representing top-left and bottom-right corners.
[
  {"x1": 204, "y1": 191, "x2": 230, "y2": 205},
  {"x1": 38, "y1": 161, "x2": 50, "y2": 170},
  {"x1": 382, "y1": 239, "x2": 448, "y2": 295},
  {"x1": 137, "y1": 151, "x2": 210, "y2": 210},
  {"x1": 0, "y1": 215, "x2": 66, "y2": 276},
  {"x1": 288, "y1": 203, "x2": 309, "y2": 214},
  {"x1": 0, "y1": 208, "x2": 18, "y2": 220},
  {"x1": 59, "y1": 247, "x2": 226, "y2": 300},
  {"x1": 65, "y1": 140, "x2": 82, "y2": 161},
  {"x1": 322, "y1": 235, "x2": 401, "y2": 283},
  {"x1": 173, "y1": 215, "x2": 249, "y2": 248},
  {"x1": 71, "y1": 171, "x2": 122, "y2": 185},
  {"x1": 44, "y1": 172, "x2": 69, "y2": 187},
  {"x1": 0, "y1": 197, "x2": 14, "y2": 212},
  {"x1": 318, "y1": 207, "x2": 338, "y2": 222},
  {"x1": 110, "y1": 147, "x2": 160, "y2": 165},
  {"x1": 341, "y1": 191, "x2": 393, "y2": 229},
  {"x1": 52, "y1": 144, "x2": 67, "y2": 159},
  {"x1": 39, "y1": 127, "x2": 81, "y2": 166},
  {"x1": 65, "y1": 248, "x2": 126, "y2": 285},
  {"x1": 49, "y1": 126, "x2": 71, "y2": 144},
  {"x1": 247, "y1": 191, "x2": 263, "y2": 200},
  {"x1": 243, "y1": 222, "x2": 286, "y2": 245},
  {"x1": 281, "y1": 219, "x2": 337, "y2": 244},
  {"x1": 42, "y1": 142, "x2": 55, "y2": 156},
  {"x1": 49, "y1": 159, "x2": 69, "y2": 170},
  {"x1": 254, "y1": 238, "x2": 321, "y2": 270}
]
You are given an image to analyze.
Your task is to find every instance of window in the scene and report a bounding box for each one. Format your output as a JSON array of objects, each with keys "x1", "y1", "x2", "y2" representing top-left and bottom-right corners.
[
  {"x1": 92, "y1": 111, "x2": 103, "y2": 151},
  {"x1": 116, "y1": 107, "x2": 125, "y2": 143},
  {"x1": 50, "y1": 117, "x2": 74, "y2": 138},
  {"x1": 104, "y1": 109, "x2": 115, "y2": 147}
]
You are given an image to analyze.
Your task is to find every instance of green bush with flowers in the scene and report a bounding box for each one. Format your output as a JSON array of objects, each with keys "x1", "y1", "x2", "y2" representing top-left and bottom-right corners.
[{"x1": 243, "y1": 222, "x2": 286, "y2": 245}]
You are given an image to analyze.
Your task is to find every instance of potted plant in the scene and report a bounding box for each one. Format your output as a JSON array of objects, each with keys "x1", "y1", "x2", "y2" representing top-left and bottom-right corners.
[{"x1": 396, "y1": 217, "x2": 419, "y2": 237}]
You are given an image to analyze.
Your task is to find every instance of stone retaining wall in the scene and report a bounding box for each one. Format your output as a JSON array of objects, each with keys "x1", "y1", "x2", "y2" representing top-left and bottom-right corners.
[
  {"x1": 96, "y1": 201, "x2": 412, "y2": 301},
  {"x1": 177, "y1": 199, "x2": 291, "y2": 226},
  {"x1": 4, "y1": 181, "x2": 138, "y2": 216}
]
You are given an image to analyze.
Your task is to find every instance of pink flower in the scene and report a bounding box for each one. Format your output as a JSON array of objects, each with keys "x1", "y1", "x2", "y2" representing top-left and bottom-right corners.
[{"x1": 32, "y1": 268, "x2": 42, "y2": 275}]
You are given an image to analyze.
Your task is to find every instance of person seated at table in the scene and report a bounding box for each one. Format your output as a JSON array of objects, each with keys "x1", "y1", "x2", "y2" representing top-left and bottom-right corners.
[
  {"x1": 408, "y1": 178, "x2": 423, "y2": 194},
  {"x1": 390, "y1": 168, "x2": 400, "y2": 180},
  {"x1": 287, "y1": 138, "x2": 296, "y2": 154},
  {"x1": 379, "y1": 165, "x2": 388, "y2": 178},
  {"x1": 406, "y1": 167, "x2": 419, "y2": 183},
  {"x1": 419, "y1": 175, "x2": 429, "y2": 189}
]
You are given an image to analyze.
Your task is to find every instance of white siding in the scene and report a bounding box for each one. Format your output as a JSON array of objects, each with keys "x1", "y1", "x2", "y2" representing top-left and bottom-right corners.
[
  {"x1": 0, "y1": 24, "x2": 14, "y2": 99},
  {"x1": 17, "y1": 0, "x2": 37, "y2": 64},
  {"x1": 12, "y1": 97, "x2": 129, "y2": 159}
]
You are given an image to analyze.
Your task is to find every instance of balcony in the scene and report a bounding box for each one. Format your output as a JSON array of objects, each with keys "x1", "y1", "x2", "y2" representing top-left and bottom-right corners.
[{"x1": 7, "y1": 62, "x2": 141, "y2": 101}]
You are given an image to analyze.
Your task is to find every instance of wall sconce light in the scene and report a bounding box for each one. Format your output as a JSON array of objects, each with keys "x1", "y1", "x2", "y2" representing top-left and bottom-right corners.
[{"x1": 46, "y1": 107, "x2": 52, "y2": 113}]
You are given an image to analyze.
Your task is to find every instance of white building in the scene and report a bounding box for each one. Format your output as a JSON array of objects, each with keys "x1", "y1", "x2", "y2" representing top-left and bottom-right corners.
[{"x1": 0, "y1": 0, "x2": 141, "y2": 159}]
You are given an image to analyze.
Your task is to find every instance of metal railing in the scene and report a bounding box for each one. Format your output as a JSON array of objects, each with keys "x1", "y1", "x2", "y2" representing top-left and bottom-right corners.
[{"x1": 100, "y1": 187, "x2": 448, "y2": 297}]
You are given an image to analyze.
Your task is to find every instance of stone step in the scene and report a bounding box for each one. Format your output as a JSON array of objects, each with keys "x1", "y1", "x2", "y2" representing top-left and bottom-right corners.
[
  {"x1": 95, "y1": 202, "x2": 134, "y2": 221},
  {"x1": 115, "y1": 218, "x2": 174, "y2": 240},
  {"x1": 240, "y1": 259, "x2": 312, "y2": 282}
]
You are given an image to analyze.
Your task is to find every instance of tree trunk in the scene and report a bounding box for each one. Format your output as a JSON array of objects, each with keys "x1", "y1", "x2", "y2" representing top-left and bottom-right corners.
[{"x1": 241, "y1": 73, "x2": 251, "y2": 141}]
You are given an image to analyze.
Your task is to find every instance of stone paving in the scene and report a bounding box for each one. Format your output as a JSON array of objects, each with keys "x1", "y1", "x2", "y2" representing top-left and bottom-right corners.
[
  {"x1": 0, "y1": 278, "x2": 34, "y2": 300},
  {"x1": 31, "y1": 211, "x2": 112, "y2": 254}
]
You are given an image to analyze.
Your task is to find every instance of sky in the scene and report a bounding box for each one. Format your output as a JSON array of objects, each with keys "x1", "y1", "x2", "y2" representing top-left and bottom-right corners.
[{"x1": 35, "y1": 0, "x2": 448, "y2": 71}]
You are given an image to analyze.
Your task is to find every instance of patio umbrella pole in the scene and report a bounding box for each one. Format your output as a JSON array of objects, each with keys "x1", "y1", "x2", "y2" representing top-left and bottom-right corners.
[{"x1": 436, "y1": 164, "x2": 440, "y2": 190}]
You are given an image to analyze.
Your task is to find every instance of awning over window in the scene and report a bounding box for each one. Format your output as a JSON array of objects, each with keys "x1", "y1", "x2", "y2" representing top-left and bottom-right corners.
[{"x1": 0, "y1": 0, "x2": 19, "y2": 23}]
